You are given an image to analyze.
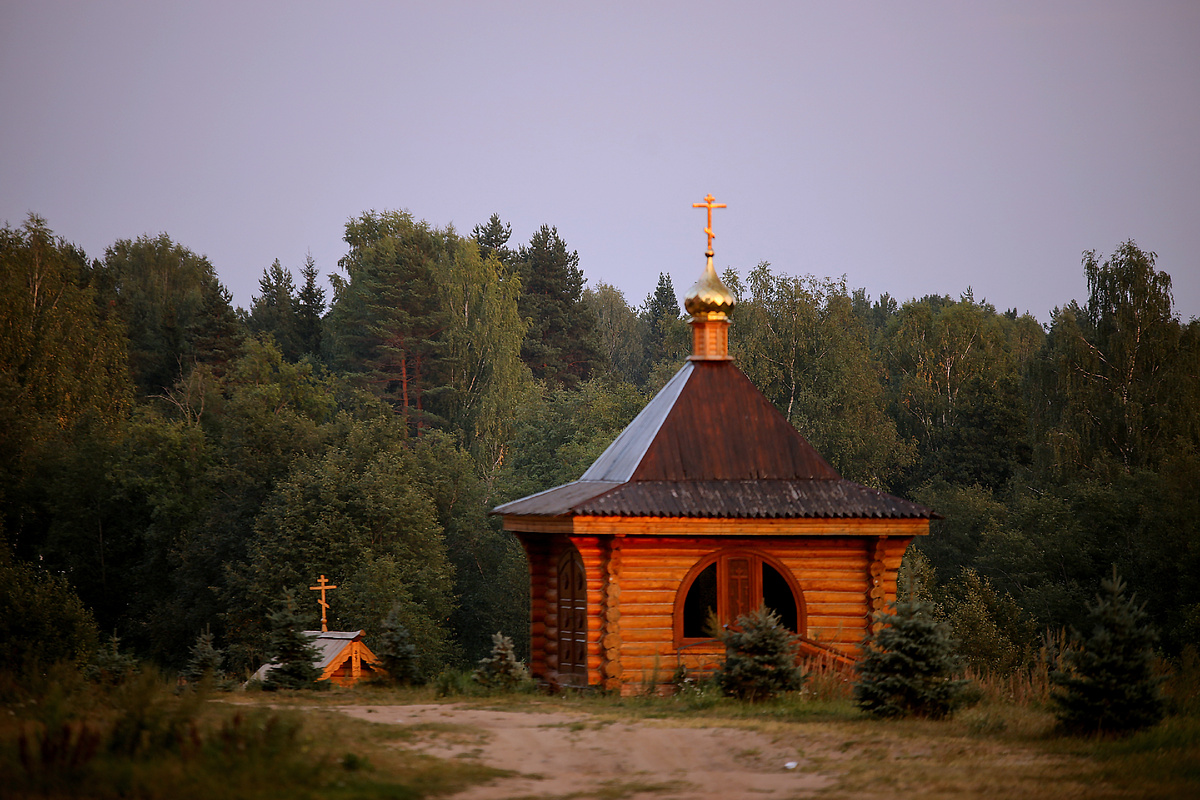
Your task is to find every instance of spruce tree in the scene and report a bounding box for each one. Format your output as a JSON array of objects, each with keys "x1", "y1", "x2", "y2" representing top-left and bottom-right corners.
[
  {"x1": 714, "y1": 605, "x2": 805, "y2": 701},
  {"x1": 1051, "y1": 568, "x2": 1165, "y2": 735},
  {"x1": 472, "y1": 632, "x2": 529, "y2": 690},
  {"x1": 472, "y1": 213, "x2": 515, "y2": 267},
  {"x1": 296, "y1": 254, "x2": 326, "y2": 358},
  {"x1": 378, "y1": 603, "x2": 422, "y2": 685},
  {"x1": 854, "y1": 597, "x2": 967, "y2": 718},
  {"x1": 184, "y1": 625, "x2": 224, "y2": 683},
  {"x1": 515, "y1": 225, "x2": 603, "y2": 388},
  {"x1": 247, "y1": 259, "x2": 301, "y2": 360},
  {"x1": 263, "y1": 589, "x2": 322, "y2": 690}
]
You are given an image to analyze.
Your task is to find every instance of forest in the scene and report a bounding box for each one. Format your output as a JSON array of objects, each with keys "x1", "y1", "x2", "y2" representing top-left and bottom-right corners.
[{"x1": 2, "y1": 209, "x2": 1198, "y2": 681}]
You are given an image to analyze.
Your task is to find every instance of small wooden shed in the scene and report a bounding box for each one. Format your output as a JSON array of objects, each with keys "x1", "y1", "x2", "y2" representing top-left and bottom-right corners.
[
  {"x1": 251, "y1": 630, "x2": 383, "y2": 687},
  {"x1": 494, "y1": 208, "x2": 933, "y2": 693}
]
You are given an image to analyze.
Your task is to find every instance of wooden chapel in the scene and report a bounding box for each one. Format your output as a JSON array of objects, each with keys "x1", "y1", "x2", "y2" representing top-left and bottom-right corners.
[{"x1": 493, "y1": 196, "x2": 934, "y2": 693}]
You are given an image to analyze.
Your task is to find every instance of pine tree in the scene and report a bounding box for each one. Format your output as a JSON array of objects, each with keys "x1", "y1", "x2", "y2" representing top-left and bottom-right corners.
[
  {"x1": 1051, "y1": 568, "x2": 1165, "y2": 735},
  {"x1": 263, "y1": 589, "x2": 322, "y2": 690},
  {"x1": 714, "y1": 605, "x2": 805, "y2": 702},
  {"x1": 472, "y1": 632, "x2": 529, "y2": 690},
  {"x1": 854, "y1": 597, "x2": 967, "y2": 718},
  {"x1": 378, "y1": 603, "x2": 422, "y2": 685}
]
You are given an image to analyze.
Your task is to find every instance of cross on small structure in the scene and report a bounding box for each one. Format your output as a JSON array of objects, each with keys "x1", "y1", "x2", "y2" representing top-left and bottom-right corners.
[
  {"x1": 692, "y1": 193, "x2": 727, "y2": 256},
  {"x1": 309, "y1": 574, "x2": 337, "y2": 632}
]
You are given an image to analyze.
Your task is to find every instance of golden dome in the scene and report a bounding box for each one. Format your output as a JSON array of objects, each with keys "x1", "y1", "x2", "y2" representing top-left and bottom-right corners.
[{"x1": 684, "y1": 256, "x2": 736, "y2": 316}]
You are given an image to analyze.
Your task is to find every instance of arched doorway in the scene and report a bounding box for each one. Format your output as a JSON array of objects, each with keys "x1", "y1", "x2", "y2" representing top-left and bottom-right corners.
[{"x1": 557, "y1": 547, "x2": 587, "y2": 684}]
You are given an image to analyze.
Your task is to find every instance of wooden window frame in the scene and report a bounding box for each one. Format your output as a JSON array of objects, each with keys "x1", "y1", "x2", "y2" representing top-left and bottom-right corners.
[{"x1": 673, "y1": 548, "x2": 806, "y2": 646}]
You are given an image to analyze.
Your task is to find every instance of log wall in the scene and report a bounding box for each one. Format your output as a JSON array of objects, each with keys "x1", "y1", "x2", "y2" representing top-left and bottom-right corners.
[{"x1": 516, "y1": 525, "x2": 920, "y2": 693}]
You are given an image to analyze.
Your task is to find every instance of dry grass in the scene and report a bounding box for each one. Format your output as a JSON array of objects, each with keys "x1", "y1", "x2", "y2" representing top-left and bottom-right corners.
[{"x1": 7, "y1": 654, "x2": 1198, "y2": 799}]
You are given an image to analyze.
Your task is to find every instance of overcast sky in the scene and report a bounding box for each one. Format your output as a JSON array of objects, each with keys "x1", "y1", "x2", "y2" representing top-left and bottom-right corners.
[{"x1": 3, "y1": 1, "x2": 1198, "y2": 323}]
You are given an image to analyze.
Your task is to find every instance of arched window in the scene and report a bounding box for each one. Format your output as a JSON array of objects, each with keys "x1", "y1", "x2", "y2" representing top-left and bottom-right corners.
[{"x1": 675, "y1": 551, "x2": 804, "y2": 642}]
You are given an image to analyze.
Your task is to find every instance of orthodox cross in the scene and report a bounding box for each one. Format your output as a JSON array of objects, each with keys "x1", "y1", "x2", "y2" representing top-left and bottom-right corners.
[
  {"x1": 692, "y1": 193, "x2": 726, "y2": 256},
  {"x1": 309, "y1": 574, "x2": 337, "y2": 632}
]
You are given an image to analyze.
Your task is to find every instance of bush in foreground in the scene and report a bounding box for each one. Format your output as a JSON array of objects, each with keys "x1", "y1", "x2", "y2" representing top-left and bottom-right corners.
[
  {"x1": 854, "y1": 597, "x2": 967, "y2": 718},
  {"x1": 1051, "y1": 568, "x2": 1165, "y2": 735},
  {"x1": 714, "y1": 605, "x2": 805, "y2": 702},
  {"x1": 472, "y1": 632, "x2": 529, "y2": 690}
]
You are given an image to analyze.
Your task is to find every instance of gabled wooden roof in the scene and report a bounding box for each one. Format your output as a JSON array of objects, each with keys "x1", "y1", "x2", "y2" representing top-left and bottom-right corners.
[{"x1": 494, "y1": 360, "x2": 934, "y2": 520}]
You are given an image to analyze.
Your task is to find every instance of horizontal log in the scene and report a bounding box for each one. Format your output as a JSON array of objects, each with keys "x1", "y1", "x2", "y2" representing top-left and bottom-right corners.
[
  {"x1": 807, "y1": 606, "x2": 872, "y2": 620},
  {"x1": 614, "y1": 590, "x2": 677, "y2": 605},
  {"x1": 608, "y1": 612, "x2": 674, "y2": 627},
  {"x1": 572, "y1": 517, "x2": 928, "y2": 537},
  {"x1": 802, "y1": 591, "x2": 870, "y2": 604},
  {"x1": 619, "y1": 542, "x2": 874, "y2": 558}
]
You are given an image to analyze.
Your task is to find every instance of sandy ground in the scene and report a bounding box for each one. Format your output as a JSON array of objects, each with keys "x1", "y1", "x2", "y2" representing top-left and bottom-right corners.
[{"x1": 334, "y1": 703, "x2": 838, "y2": 799}]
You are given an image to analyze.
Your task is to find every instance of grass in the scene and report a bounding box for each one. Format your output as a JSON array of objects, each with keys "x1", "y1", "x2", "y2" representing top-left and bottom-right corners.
[
  {"x1": 0, "y1": 666, "x2": 508, "y2": 800},
  {"x1": 5, "y1": 658, "x2": 1198, "y2": 799}
]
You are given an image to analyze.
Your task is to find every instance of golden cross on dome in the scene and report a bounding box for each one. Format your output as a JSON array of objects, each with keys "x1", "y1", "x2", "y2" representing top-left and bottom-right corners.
[
  {"x1": 309, "y1": 574, "x2": 337, "y2": 632},
  {"x1": 692, "y1": 193, "x2": 726, "y2": 256}
]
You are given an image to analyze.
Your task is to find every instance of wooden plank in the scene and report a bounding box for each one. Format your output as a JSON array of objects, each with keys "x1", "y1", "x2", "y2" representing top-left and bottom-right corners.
[
  {"x1": 613, "y1": 604, "x2": 675, "y2": 618},
  {"x1": 572, "y1": 516, "x2": 929, "y2": 537},
  {"x1": 802, "y1": 590, "x2": 871, "y2": 604},
  {"x1": 616, "y1": 590, "x2": 680, "y2": 605},
  {"x1": 503, "y1": 516, "x2": 574, "y2": 534}
]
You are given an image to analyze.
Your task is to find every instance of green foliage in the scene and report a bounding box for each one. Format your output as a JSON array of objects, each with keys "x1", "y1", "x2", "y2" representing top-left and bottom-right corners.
[
  {"x1": 85, "y1": 632, "x2": 140, "y2": 684},
  {"x1": 1051, "y1": 568, "x2": 1165, "y2": 735},
  {"x1": 262, "y1": 590, "x2": 322, "y2": 690},
  {"x1": 327, "y1": 210, "x2": 529, "y2": 467},
  {"x1": 640, "y1": 272, "x2": 687, "y2": 381},
  {"x1": 515, "y1": 224, "x2": 603, "y2": 388},
  {"x1": 854, "y1": 597, "x2": 968, "y2": 718},
  {"x1": 942, "y1": 569, "x2": 1037, "y2": 675},
  {"x1": 0, "y1": 217, "x2": 132, "y2": 563},
  {"x1": 377, "y1": 604, "x2": 422, "y2": 685},
  {"x1": 183, "y1": 626, "x2": 225, "y2": 684},
  {"x1": 472, "y1": 632, "x2": 530, "y2": 690},
  {"x1": 246, "y1": 259, "x2": 302, "y2": 360},
  {"x1": 232, "y1": 417, "x2": 455, "y2": 675},
  {"x1": 881, "y1": 291, "x2": 1038, "y2": 493},
  {"x1": 714, "y1": 606, "x2": 805, "y2": 702},
  {"x1": 100, "y1": 233, "x2": 243, "y2": 395},
  {"x1": 585, "y1": 281, "x2": 649, "y2": 387},
  {"x1": 1030, "y1": 241, "x2": 1199, "y2": 475},
  {"x1": 730, "y1": 263, "x2": 912, "y2": 487},
  {"x1": 496, "y1": 377, "x2": 648, "y2": 501},
  {"x1": 0, "y1": 554, "x2": 99, "y2": 669}
]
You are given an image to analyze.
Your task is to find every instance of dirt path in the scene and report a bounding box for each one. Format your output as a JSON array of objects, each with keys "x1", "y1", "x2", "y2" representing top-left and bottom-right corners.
[{"x1": 334, "y1": 703, "x2": 838, "y2": 799}]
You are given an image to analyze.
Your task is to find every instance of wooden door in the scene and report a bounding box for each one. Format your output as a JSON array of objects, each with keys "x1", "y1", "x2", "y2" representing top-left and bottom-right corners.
[{"x1": 557, "y1": 550, "x2": 588, "y2": 684}]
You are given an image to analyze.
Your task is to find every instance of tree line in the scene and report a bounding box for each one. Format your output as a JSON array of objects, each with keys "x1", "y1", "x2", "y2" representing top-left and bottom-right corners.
[{"x1": 2, "y1": 210, "x2": 1197, "y2": 679}]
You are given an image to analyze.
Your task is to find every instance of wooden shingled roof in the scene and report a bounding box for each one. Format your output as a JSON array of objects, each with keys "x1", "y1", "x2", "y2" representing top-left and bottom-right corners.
[{"x1": 493, "y1": 360, "x2": 934, "y2": 520}]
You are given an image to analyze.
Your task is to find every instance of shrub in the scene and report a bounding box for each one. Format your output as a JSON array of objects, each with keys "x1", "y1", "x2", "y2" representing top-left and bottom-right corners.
[
  {"x1": 714, "y1": 606, "x2": 805, "y2": 702},
  {"x1": 854, "y1": 597, "x2": 968, "y2": 718},
  {"x1": 472, "y1": 632, "x2": 529, "y2": 690},
  {"x1": 0, "y1": 557, "x2": 98, "y2": 670},
  {"x1": 1051, "y1": 568, "x2": 1165, "y2": 735}
]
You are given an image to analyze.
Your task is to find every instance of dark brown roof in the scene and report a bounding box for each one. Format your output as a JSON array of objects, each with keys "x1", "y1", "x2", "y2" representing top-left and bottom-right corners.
[
  {"x1": 581, "y1": 361, "x2": 839, "y2": 482},
  {"x1": 493, "y1": 360, "x2": 933, "y2": 520}
]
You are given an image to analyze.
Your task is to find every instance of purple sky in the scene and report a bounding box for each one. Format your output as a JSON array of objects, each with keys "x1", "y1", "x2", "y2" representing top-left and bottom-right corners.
[{"x1": 3, "y1": 1, "x2": 1198, "y2": 323}]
